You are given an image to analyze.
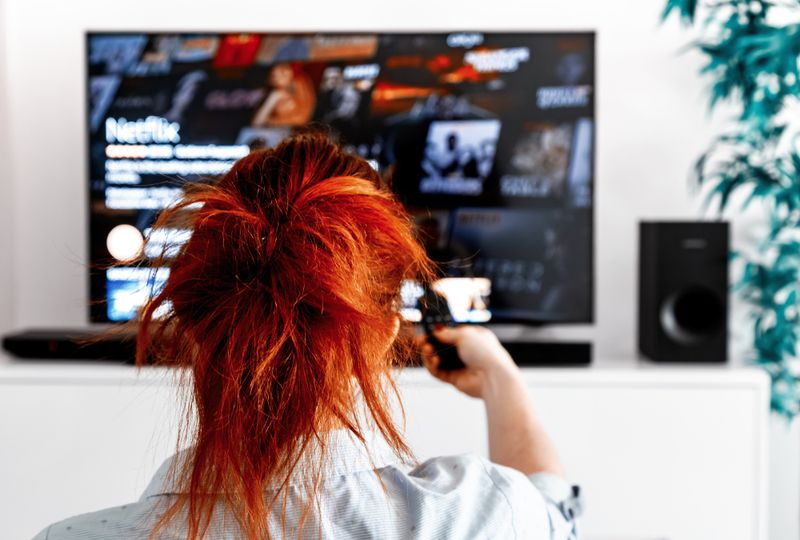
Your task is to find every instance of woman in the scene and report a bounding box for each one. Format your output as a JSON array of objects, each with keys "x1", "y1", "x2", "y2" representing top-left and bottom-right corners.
[
  {"x1": 34, "y1": 133, "x2": 580, "y2": 539},
  {"x1": 251, "y1": 63, "x2": 316, "y2": 126}
]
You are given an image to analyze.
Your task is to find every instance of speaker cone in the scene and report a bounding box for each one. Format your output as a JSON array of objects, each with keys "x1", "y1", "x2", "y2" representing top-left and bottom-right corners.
[{"x1": 659, "y1": 286, "x2": 724, "y2": 346}]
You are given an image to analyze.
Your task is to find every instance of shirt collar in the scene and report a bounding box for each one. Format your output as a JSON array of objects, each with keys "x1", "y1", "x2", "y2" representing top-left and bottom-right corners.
[{"x1": 141, "y1": 429, "x2": 402, "y2": 499}]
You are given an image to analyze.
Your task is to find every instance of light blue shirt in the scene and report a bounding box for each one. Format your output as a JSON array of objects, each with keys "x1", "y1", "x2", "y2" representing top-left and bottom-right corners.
[{"x1": 34, "y1": 430, "x2": 580, "y2": 539}]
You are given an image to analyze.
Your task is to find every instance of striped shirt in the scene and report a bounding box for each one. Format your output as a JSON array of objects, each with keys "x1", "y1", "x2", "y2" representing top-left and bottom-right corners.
[{"x1": 33, "y1": 430, "x2": 580, "y2": 539}]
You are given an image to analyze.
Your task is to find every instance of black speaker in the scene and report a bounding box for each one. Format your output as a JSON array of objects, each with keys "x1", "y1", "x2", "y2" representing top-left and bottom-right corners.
[{"x1": 638, "y1": 221, "x2": 729, "y2": 363}]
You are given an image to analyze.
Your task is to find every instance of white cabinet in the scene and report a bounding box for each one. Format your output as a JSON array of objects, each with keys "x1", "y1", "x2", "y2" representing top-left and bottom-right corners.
[
  {"x1": 399, "y1": 368, "x2": 770, "y2": 540},
  {"x1": 0, "y1": 363, "x2": 769, "y2": 540}
]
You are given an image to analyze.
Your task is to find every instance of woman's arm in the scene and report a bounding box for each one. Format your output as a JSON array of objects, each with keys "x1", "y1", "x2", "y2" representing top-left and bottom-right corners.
[{"x1": 422, "y1": 326, "x2": 564, "y2": 477}]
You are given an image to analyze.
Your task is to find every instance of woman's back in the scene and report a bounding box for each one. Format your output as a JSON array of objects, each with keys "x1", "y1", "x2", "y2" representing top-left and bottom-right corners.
[{"x1": 35, "y1": 432, "x2": 573, "y2": 539}]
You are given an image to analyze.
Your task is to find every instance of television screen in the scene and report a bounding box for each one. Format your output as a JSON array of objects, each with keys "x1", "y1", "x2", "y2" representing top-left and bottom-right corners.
[{"x1": 87, "y1": 31, "x2": 594, "y2": 323}]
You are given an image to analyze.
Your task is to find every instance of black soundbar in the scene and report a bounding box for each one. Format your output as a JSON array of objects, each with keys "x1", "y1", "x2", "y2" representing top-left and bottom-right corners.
[
  {"x1": 501, "y1": 341, "x2": 591, "y2": 366},
  {"x1": 2, "y1": 329, "x2": 137, "y2": 363},
  {"x1": 3, "y1": 329, "x2": 592, "y2": 366}
]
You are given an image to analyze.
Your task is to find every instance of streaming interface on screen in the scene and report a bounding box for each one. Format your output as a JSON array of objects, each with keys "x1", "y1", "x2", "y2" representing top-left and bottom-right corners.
[{"x1": 88, "y1": 32, "x2": 594, "y2": 323}]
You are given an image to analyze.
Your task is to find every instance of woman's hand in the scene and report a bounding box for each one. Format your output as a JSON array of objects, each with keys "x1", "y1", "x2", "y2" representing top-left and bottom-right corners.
[
  {"x1": 420, "y1": 325, "x2": 565, "y2": 478},
  {"x1": 420, "y1": 325, "x2": 519, "y2": 399}
]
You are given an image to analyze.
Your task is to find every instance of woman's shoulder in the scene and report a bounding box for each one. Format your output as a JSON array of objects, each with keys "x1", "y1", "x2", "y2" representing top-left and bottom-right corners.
[
  {"x1": 408, "y1": 453, "x2": 537, "y2": 483},
  {"x1": 31, "y1": 500, "x2": 158, "y2": 540},
  {"x1": 376, "y1": 454, "x2": 580, "y2": 539},
  {"x1": 367, "y1": 454, "x2": 553, "y2": 537},
  {"x1": 378, "y1": 452, "x2": 547, "y2": 506}
]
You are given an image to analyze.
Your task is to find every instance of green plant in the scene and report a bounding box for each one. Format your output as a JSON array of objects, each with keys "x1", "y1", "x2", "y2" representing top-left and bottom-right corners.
[{"x1": 663, "y1": 0, "x2": 800, "y2": 416}]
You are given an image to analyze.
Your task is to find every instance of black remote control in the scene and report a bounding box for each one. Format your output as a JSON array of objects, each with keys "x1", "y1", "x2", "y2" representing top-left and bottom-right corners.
[{"x1": 420, "y1": 288, "x2": 465, "y2": 371}]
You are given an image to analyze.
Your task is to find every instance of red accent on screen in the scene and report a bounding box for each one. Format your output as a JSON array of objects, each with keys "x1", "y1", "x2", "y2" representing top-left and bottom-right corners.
[{"x1": 214, "y1": 34, "x2": 262, "y2": 68}]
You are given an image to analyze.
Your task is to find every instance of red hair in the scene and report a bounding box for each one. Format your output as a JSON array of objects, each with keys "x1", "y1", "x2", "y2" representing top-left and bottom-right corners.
[{"x1": 137, "y1": 133, "x2": 432, "y2": 539}]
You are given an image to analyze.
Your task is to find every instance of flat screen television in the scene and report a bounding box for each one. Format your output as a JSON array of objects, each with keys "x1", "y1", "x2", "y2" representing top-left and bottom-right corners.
[{"x1": 87, "y1": 31, "x2": 594, "y2": 324}]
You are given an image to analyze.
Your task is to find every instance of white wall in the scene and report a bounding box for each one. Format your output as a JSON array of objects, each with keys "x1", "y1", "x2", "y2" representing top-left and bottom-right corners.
[
  {"x1": 0, "y1": 0, "x2": 14, "y2": 337},
  {"x1": 2, "y1": 0, "x2": 797, "y2": 537}
]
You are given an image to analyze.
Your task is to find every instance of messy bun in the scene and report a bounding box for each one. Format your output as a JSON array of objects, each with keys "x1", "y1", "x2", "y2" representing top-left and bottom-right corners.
[{"x1": 138, "y1": 132, "x2": 432, "y2": 539}]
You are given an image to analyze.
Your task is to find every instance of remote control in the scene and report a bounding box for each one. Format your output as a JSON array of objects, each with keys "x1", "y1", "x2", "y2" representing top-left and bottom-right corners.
[{"x1": 420, "y1": 288, "x2": 465, "y2": 371}]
